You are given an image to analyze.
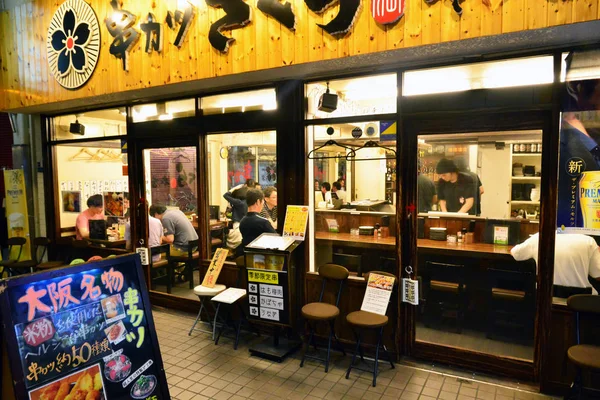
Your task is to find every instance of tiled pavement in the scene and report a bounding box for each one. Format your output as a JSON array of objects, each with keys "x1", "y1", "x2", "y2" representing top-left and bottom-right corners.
[{"x1": 153, "y1": 308, "x2": 556, "y2": 400}]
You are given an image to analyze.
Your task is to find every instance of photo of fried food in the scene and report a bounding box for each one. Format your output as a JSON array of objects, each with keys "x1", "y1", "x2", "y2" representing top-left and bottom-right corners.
[
  {"x1": 367, "y1": 274, "x2": 395, "y2": 291},
  {"x1": 29, "y1": 364, "x2": 105, "y2": 400}
]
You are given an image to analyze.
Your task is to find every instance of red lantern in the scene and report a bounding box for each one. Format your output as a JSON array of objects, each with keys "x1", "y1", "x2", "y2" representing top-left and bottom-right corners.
[{"x1": 371, "y1": 0, "x2": 405, "y2": 25}]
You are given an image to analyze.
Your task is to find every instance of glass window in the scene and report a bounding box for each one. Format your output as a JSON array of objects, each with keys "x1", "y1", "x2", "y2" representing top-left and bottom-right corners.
[
  {"x1": 208, "y1": 131, "x2": 277, "y2": 240},
  {"x1": 200, "y1": 89, "x2": 277, "y2": 115},
  {"x1": 51, "y1": 108, "x2": 126, "y2": 141},
  {"x1": 306, "y1": 74, "x2": 397, "y2": 119},
  {"x1": 416, "y1": 130, "x2": 542, "y2": 362},
  {"x1": 307, "y1": 122, "x2": 397, "y2": 275},
  {"x1": 554, "y1": 48, "x2": 600, "y2": 303},
  {"x1": 54, "y1": 140, "x2": 129, "y2": 239},
  {"x1": 132, "y1": 98, "x2": 195, "y2": 122},
  {"x1": 403, "y1": 56, "x2": 554, "y2": 96}
]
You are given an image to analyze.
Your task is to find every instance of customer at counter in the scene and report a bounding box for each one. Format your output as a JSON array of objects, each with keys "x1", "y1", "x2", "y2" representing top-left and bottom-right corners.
[
  {"x1": 124, "y1": 212, "x2": 163, "y2": 262},
  {"x1": 436, "y1": 158, "x2": 475, "y2": 215},
  {"x1": 259, "y1": 186, "x2": 278, "y2": 229},
  {"x1": 332, "y1": 181, "x2": 346, "y2": 202},
  {"x1": 321, "y1": 182, "x2": 332, "y2": 203},
  {"x1": 150, "y1": 204, "x2": 198, "y2": 256},
  {"x1": 239, "y1": 188, "x2": 276, "y2": 256},
  {"x1": 511, "y1": 232, "x2": 600, "y2": 294},
  {"x1": 75, "y1": 194, "x2": 105, "y2": 240}
]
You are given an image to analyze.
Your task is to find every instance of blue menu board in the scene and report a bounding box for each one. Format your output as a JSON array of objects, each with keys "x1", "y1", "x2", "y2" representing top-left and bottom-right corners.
[{"x1": 0, "y1": 254, "x2": 169, "y2": 400}]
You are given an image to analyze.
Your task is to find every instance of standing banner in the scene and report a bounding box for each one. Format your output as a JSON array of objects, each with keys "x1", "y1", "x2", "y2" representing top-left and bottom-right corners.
[
  {"x1": 4, "y1": 169, "x2": 30, "y2": 260},
  {"x1": 0, "y1": 254, "x2": 170, "y2": 399}
]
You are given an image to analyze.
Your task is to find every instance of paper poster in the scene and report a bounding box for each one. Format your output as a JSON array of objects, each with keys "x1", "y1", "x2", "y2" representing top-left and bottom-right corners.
[
  {"x1": 247, "y1": 269, "x2": 289, "y2": 325},
  {"x1": 4, "y1": 169, "x2": 31, "y2": 260},
  {"x1": 282, "y1": 205, "x2": 309, "y2": 240},
  {"x1": 201, "y1": 248, "x2": 228, "y2": 288},
  {"x1": 360, "y1": 273, "x2": 395, "y2": 315}
]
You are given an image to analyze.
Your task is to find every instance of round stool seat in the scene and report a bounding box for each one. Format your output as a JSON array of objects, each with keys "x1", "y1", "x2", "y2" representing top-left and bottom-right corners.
[
  {"x1": 568, "y1": 344, "x2": 600, "y2": 370},
  {"x1": 194, "y1": 284, "x2": 226, "y2": 297},
  {"x1": 301, "y1": 302, "x2": 339, "y2": 320},
  {"x1": 347, "y1": 310, "x2": 388, "y2": 328}
]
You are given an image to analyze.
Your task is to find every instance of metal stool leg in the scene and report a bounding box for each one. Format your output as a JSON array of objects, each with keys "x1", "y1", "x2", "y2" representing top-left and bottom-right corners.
[
  {"x1": 346, "y1": 329, "x2": 362, "y2": 379},
  {"x1": 189, "y1": 299, "x2": 206, "y2": 335},
  {"x1": 214, "y1": 303, "x2": 223, "y2": 345},
  {"x1": 325, "y1": 320, "x2": 334, "y2": 373},
  {"x1": 383, "y1": 344, "x2": 395, "y2": 369},
  {"x1": 300, "y1": 321, "x2": 313, "y2": 368},
  {"x1": 373, "y1": 326, "x2": 383, "y2": 387},
  {"x1": 333, "y1": 327, "x2": 346, "y2": 356}
]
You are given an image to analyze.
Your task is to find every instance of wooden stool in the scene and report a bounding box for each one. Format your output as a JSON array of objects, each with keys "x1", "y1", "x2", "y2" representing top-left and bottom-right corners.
[
  {"x1": 345, "y1": 271, "x2": 396, "y2": 387},
  {"x1": 300, "y1": 264, "x2": 348, "y2": 372},
  {"x1": 566, "y1": 294, "x2": 600, "y2": 400},
  {"x1": 189, "y1": 284, "x2": 227, "y2": 340}
]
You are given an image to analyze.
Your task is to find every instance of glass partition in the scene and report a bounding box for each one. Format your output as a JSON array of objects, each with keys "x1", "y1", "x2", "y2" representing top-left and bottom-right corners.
[
  {"x1": 308, "y1": 121, "x2": 397, "y2": 275},
  {"x1": 553, "y1": 48, "x2": 600, "y2": 302},
  {"x1": 416, "y1": 130, "x2": 543, "y2": 362}
]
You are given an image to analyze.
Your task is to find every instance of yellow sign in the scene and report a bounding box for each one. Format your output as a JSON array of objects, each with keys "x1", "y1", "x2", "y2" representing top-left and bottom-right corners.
[
  {"x1": 4, "y1": 169, "x2": 30, "y2": 261},
  {"x1": 282, "y1": 205, "x2": 309, "y2": 241},
  {"x1": 248, "y1": 270, "x2": 279, "y2": 284},
  {"x1": 202, "y1": 248, "x2": 228, "y2": 288}
]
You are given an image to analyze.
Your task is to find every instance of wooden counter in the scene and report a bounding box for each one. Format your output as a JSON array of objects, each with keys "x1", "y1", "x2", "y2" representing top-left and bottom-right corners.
[{"x1": 315, "y1": 232, "x2": 514, "y2": 259}]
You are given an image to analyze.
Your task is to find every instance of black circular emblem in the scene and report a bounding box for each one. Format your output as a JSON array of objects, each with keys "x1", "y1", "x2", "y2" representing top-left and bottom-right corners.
[
  {"x1": 565, "y1": 157, "x2": 586, "y2": 177},
  {"x1": 351, "y1": 127, "x2": 363, "y2": 138},
  {"x1": 47, "y1": 0, "x2": 100, "y2": 89}
]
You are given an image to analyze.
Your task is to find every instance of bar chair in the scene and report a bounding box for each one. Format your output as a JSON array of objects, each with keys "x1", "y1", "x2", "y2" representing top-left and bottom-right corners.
[
  {"x1": 425, "y1": 261, "x2": 466, "y2": 333},
  {"x1": 167, "y1": 239, "x2": 199, "y2": 293},
  {"x1": 566, "y1": 294, "x2": 600, "y2": 400},
  {"x1": 149, "y1": 244, "x2": 170, "y2": 290},
  {"x1": 0, "y1": 237, "x2": 27, "y2": 278},
  {"x1": 10, "y1": 237, "x2": 63, "y2": 275},
  {"x1": 345, "y1": 271, "x2": 396, "y2": 387},
  {"x1": 300, "y1": 263, "x2": 349, "y2": 372},
  {"x1": 486, "y1": 264, "x2": 536, "y2": 341}
]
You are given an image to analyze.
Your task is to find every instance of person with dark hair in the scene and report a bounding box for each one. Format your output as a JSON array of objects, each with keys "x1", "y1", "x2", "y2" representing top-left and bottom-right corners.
[
  {"x1": 331, "y1": 181, "x2": 346, "y2": 202},
  {"x1": 150, "y1": 203, "x2": 198, "y2": 256},
  {"x1": 238, "y1": 188, "x2": 276, "y2": 256},
  {"x1": 454, "y1": 156, "x2": 483, "y2": 216},
  {"x1": 417, "y1": 160, "x2": 437, "y2": 213},
  {"x1": 320, "y1": 181, "x2": 332, "y2": 203},
  {"x1": 259, "y1": 186, "x2": 278, "y2": 229},
  {"x1": 76, "y1": 194, "x2": 105, "y2": 240},
  {"x1": 436, "y1": 158, "x2": 476, "y2": 214}
]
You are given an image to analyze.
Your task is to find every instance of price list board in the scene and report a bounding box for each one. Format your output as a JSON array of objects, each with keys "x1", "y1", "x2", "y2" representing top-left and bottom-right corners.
[
  {"x1": 0, "y1": 254, "x2": 169, "y2": 400},
  {"x1": 247, "y1": 269, "x2": 290, "y2": 326}
]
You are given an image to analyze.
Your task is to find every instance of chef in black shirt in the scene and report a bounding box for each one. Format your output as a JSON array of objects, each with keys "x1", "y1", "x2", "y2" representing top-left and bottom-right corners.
[{"x1": 436, "y1": 158, "x2": 476, "y2": 215}]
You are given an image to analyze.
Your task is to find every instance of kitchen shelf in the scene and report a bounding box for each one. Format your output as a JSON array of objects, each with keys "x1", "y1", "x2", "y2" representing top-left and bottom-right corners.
[
  {"x1": 511, "y1": 176, "x2": 541, "y2": 180},
  {"x1": 513, "y1": 153, "x2": 542, "y2": 157},
  {"x1": 510, "y1": 200, "x2": 540, "y2": 204}
]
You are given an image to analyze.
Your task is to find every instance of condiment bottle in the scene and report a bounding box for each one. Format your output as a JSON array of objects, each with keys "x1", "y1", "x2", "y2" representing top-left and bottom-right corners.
[{"x1": 457, "y1": 231, "x2": 463, "y2": 244}]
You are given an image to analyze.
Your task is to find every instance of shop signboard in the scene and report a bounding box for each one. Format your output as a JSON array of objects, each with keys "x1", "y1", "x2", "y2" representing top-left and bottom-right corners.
[
  {"x1": 247, "y1": 268, "x2": 290, "y2": 325},
  {"x1": 0, "y1": 255, "x2": 169, "y2": 400},
  {"x1": 4, "y1": 169, "x2": 31, "y2": 261},
  {"x1": 557, "y1": 50, "x2": 600, "y2": 235}
]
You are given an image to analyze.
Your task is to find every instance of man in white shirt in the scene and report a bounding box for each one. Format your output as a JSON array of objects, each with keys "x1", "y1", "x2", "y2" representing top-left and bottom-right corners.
[
  {"x1": 511, "y1": 233, "x2": 600, "y2": 293},
  {"x1": 332, "y1": 181, "x2": 346, "y2": 202}
]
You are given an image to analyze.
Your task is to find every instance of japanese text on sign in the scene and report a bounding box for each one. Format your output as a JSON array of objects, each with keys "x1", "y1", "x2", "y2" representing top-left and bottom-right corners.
[{"x1": 248, "y1": 270, "x2": 279, "y2": 284}]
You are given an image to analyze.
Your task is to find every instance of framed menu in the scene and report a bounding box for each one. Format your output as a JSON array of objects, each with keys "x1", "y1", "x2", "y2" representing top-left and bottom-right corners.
[{"x1": 0, "y1": 254, "x2": 169, "y2": 400}]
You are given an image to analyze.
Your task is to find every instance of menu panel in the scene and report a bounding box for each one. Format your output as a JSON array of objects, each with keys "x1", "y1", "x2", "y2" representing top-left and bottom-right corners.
[{"x1": 0, "y1": 255, "x2": 169, "y2": 400}]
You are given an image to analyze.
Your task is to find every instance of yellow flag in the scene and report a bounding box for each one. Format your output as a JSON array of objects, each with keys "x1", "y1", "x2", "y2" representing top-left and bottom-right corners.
[{"x1": 4, "y1": 169, "x2": 31, "y2": 261}]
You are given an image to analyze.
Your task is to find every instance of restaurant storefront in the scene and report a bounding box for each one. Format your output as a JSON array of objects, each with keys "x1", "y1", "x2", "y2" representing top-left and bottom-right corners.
[{"x1": 2, "y1": 0, "x2": 600, "y2": 396}]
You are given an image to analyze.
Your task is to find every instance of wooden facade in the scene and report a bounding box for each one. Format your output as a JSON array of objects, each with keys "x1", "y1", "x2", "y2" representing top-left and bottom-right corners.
[{"x1": 1, "y1": 0, "x2": 600, "y2": 111}]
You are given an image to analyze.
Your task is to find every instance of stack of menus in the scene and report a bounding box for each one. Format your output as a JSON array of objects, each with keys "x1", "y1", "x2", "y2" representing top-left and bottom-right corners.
[{"x1": 0, "y1": 255, "x2": 169, "y2": 400}]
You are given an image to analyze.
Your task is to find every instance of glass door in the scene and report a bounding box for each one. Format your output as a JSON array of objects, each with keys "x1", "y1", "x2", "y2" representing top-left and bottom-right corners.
[
  {"x1": 138, "y1": 144, "x2": 200, "y2": 299},
  {"x1": 402, "y1": 112, "x2": 551, "y2": 380}
]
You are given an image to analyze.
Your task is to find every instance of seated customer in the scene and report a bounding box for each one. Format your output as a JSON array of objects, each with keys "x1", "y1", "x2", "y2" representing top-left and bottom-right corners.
[
  {"x1": 332, "y1": 181, "x2": 346, "y2": 202},
  {"x1": 125, "y1": 213, "x2": 164, "y2": 262},
  {"x1": 149, "y1": 204, "x2": 198, "y2": 256},
  {"x1": 511, "y1": 232, "x2": 600, "y2": 294},
  {"x1": 238, "y1": 188, "x2": 277, "y2": 256},
  {"x1": 76, "y1": 194, "x2": 105, "y2": 240},
  {"x1": 259, "y1": 186, "x2": 278, "y2": 229}
]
